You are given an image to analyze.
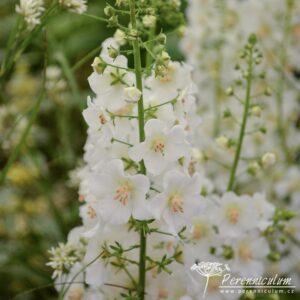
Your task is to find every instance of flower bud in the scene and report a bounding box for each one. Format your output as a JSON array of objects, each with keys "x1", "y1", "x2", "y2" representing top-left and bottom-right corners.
[
  {"x1": 104, "y1": 6, "x2": 115, "y2": 17},
  {"x1": 247, "y1": 162, "x2": 260, "y2": 176},
  {"x1": 142, "y1": 15, "x2": 156, "y2": 28},
  {"x1": 124, "y1": 86, "x2": 142, "y2": 103},
  {"x1": 261, "y1": 152, "x2": 276, "y2": 167},
  {"x1": 248, "y1": 33, "x2": 257, "y2": 45},
  {"x1": 108, "y1": 15, "x2": 118, "y2": 27},
  {"x1": 91, "y1": 57, "x2": 107, "y2": 74},
  {"x1": 225, "y1": 86, "x2": 234, "y2": 96},
  {"x1": 264, "y1": 87, "x2": 272, "y2": 96},
  {"x1": 176, "y1": 25, "x2": 186, "y2": 37},
  {"x1": 215, "y1": 136, "x2": 229, "y2": 149},
  {"x1": 114, "y1": 29, "x2": 126, "y2": 46},
  {"x1": 157, "y1": 33, "x2": 167, "y2": 44},
  {"x1": 250, "y1": 105, "x2": 262, "y2": 117},
  {"x1": 128, "y1": 29, "x2": 138, "y2": 40},
  {"x1": 192, "y1": 148, "x2": 204, "y2": 162},
  {"x1": 223, "y1": 109, "x2": 231, "y2": 118},
  {"x1": 108, "y1": 46, "x2": 119, "y2": 59}
]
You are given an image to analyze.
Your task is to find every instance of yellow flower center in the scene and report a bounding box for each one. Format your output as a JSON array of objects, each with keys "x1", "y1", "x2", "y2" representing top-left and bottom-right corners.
[
  {"x1": 238, "y1": 244, "x2": 252, "y2": 261},
  {"x1": 158, "y1": 289, "x2": 169, "y2": 299},
  {"x1": 99, "y1": 113, "x2": 107, "y2": 125},
  {"x1": 87, "y1": 205, "x2": 96, "y2": 219},
  {"x1": 159, "y1": 65, "x2": 175, "y2": 83},
  {"x1": 169, "y1": 194, "x2": 184, "y2": 213},
  {"x1": 151, "y1": 138, "x2": 166, "y2": 155},
  {"x1": 226, "y1": 204, "x2": 241, "y2": 224},
  {"x1": 192, "y1": 223, "x2": 207, "y2": 240},
  {"x1": 114, "y1": 181, "x2": 132, "y2": 205},
  {"x1": 68, "y1": 287, "x2": 84, "y2": 300}
]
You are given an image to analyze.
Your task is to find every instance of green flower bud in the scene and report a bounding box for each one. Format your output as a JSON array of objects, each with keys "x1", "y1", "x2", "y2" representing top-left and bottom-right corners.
[
  {"x1": 248, "y1": 33, "x2": 257, "y2": 45},
  {"x1": 108, "y1": 46, "x2": 119, "y2": 59},
  {"x1": 104, "y1": 6, "x2": 115, "y2": 17},
  {"x1": 268, "y1": 251, "x2": 281, "y2": 262},
  {"x1": 91, "y1": 56, "x2": 107, "y2": 74},
  {"x1": 225, "y1": 86, "x2": 234, "y2": 96}
]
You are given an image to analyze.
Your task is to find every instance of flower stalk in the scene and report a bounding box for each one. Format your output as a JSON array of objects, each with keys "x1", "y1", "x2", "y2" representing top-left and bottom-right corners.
[
  {"x1": 227, "y1": 36, "x2": 255, "y2": 191},
  {"x1": 129, "y1": 0, "x2": 147, "y2": 298}
]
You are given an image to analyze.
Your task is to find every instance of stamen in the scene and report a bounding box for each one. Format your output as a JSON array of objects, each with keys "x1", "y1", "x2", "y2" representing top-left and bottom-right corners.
[
  {"x1": 99, "y1": 113, "x2": 107, "y2": 125},
  {"x1": 169, "y1": 194, "x2": 184, "y2": 213},
  {"x1": 114, "y1": 182, "x2": 132, "y2": 205},
  {"x1": 152, "y1": 138, "x2": 166, "y2": 155},
  {"x1": 87, "y1": 206, "x2": 96, "y2": 219}
]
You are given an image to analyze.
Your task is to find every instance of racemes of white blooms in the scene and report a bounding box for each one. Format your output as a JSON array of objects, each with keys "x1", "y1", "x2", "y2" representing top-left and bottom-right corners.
[
  {"x1": 47, "y1": 31, "x2": 277, "y2": 299},
  {"x1": 59, "y1": 0, "x2": 87, "y2": 14},
  {"x1": 16, "y1": 0, "x2": 45, "y2": 30}
]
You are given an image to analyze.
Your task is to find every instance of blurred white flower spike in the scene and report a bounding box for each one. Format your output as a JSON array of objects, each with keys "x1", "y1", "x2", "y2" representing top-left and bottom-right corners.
[
  {"x1": 16, "y1": 0, "x2": 45, "y2": 30},
  {"x1": 59, "y1": 0, "x2": 87, "y2": 14}
]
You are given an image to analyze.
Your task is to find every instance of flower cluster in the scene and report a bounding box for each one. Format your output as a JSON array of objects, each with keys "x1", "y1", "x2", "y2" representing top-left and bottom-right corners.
[
  {"x1": 46, "y1": 1, "x2": 285, "y2": 299},
  {"x1": 16, "y1": 0, "x2": 45, "y2": 30}
]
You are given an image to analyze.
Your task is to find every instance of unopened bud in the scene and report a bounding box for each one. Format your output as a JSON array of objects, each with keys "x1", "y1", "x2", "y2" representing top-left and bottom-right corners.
[
  {"x1": 215, "y1": 136, "x2": 229, "y2": 149},
  {"x1": 251, "y1": 105, "x2": 262, "y2": 117},
  {"x1": 108, "y1": 46, "x2": 119, "y2": 59},
  {"x1": 114, "y1": 29, "x2": 126, "y2": 46},
  {"x1": 142, "y1": 15, "x2": 156, "y2": 28},
  {"x1": 91, "y1": 56, "x2": 107, "y2": 74},
  {"x1": 225, "y1": 86, "x2": 234, "y2": 96},
  {"x1": 177, "y1": 25, "x2": 186, "y2": 37},
  {"x1": 104, "y1": 6, "x2": 115, "y2": 17},
  {"x1": 192, "y1": 148, "x2": 204, "y2": 162},
  {"x1": 157, "y1": 33, "x2": 167, "y2": 44},
  {"x1": 247, "y1": 162, "x2": 260, "y2": 175},
  {"x1": 124, "y1": 86, "x2": 142, "y2": 103},
  {"x1": 264, "y1": 87, "x2": 272, "y2": 96},
  {"x1": 261, "y1": 152, "x2": 276, "y2": 167}
]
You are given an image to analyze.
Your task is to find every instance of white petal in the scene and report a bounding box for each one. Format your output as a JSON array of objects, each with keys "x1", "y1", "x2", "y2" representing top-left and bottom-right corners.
[
  {"x1": 128, "y1": 142, "x2": 147, "y2": 162},
  {"x1": 85, "y1": 260, "x2": 106, "y2": 287},
  {"x1": 144, "y1": 119, "x2": 168, "y2": 136},
  {"x1": 147, "y1": 193, "x2": 167, "y2": 219}
]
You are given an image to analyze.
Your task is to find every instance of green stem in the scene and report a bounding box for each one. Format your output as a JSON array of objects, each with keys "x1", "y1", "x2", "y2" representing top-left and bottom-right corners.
[
  {"x1": 129, "y1": 1, "x2": 147, "y2": 299},
  {"x1": 227, "y1": 50, "x2": 253, "y2": 191},
  {"x1": 275, "y1": 0, "x2": 293, "y2": 162}
]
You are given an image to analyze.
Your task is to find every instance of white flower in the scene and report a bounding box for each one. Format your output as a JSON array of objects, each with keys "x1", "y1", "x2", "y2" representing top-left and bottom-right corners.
[
  {"x1": 252, "y1": 193, "x2": 275, "y2": 230},
  {"x1": 82, "y1": 97, "x2": 110, "y2": 131},
  {"x1": 129, "y1": 119, "x2": 189, "y2": 175},
  {"x1": 95, "y1": 159, "x2": 150, "y2": 224},
  {"x1": 84, "y1": 239, "x2": 106, "y2": 287},
  {"x1": 230, "y1": 234, "x2": 270, "y2": 277},
  {"x1": 88, "y1": 55, "x2": 134, "y2": 112},
  {"x1": 149, "y1": 170, "x2": 202, "y2": 234},
  {"x1": 16, "y1": 0, "x2": 45, "y2": 30},
  {"x1": 215, "y1": 192, "x2": 256, "y2": 237},
  {"x1": 146, "y1": 61, "x2": 192, "y2": 102},
  {"x1": 59, "y1": 0, "x2": 87, "y2": 14},
  {"x1": 124, "y1": 86, "x2": 142, "y2": 103}
]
